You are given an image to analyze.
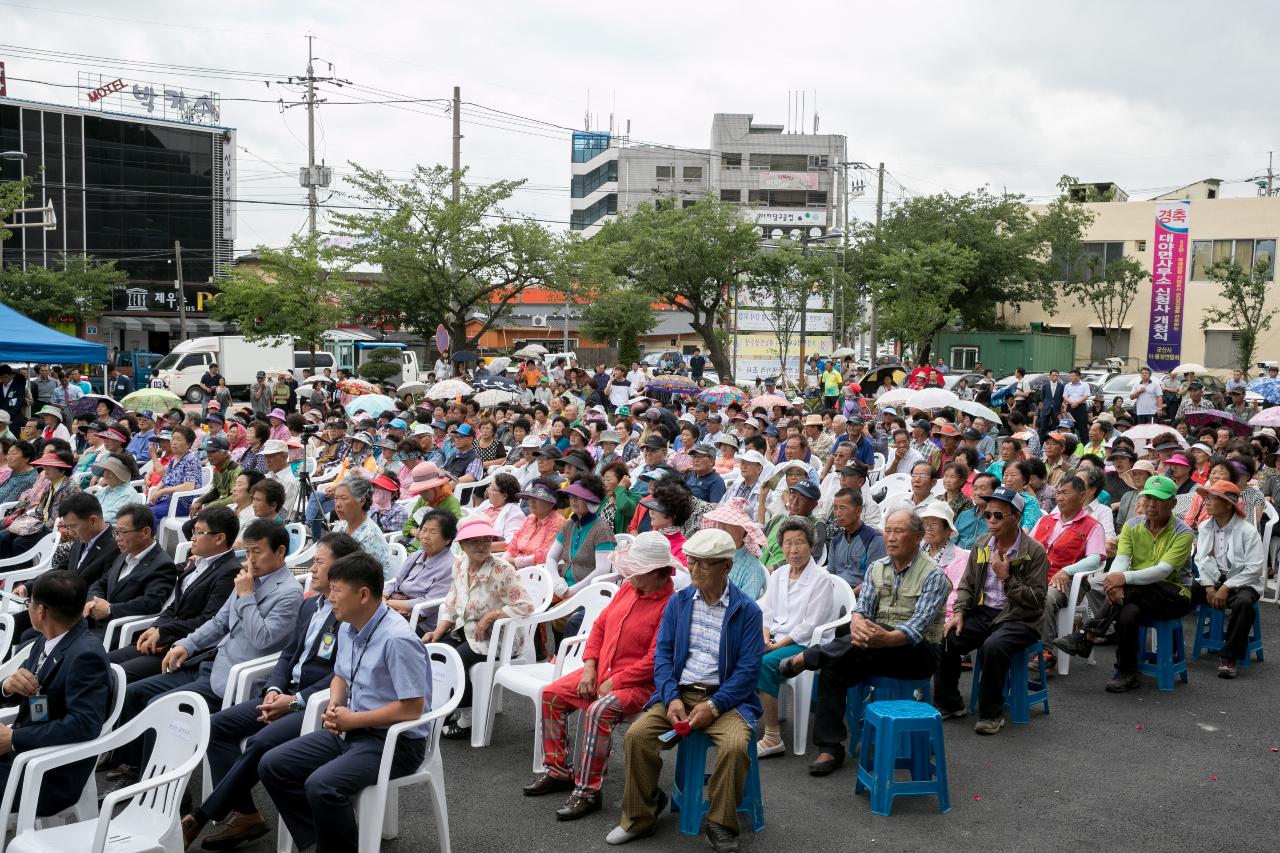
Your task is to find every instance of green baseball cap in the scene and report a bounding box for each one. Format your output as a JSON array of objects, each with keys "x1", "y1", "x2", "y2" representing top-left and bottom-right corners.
[{"x1": 1139, "y1": 474, "x2": 1177, "y2": 501}]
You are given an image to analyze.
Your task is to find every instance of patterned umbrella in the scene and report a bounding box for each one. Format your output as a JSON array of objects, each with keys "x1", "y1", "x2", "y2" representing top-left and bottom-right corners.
[
  {"x1": 69, "y1": 394, "x2": 125, "y2": 419},
  {"x1": 1248, "y1": 377, "x2": 1280, "y2": 405},
  {"x1": 1248, "y1": 406, "x2": 1280, "y2": 428},
  {"x1": 1182, "y1": 409, "x2": 1251, "y2": 437},
  {"x1": 698, "y1": 385, "x2": 750, "y2": 407},
  {"x1": 338, "y1": 378, "x2": 379, "y2": 396},
  {"x1": 120, "y1": 388, "x2": 181, "y2": 413},
  {"x1": 344, "y1": 394, "x2": 397, "y2": 418},
  {"x1": 426, "y1": 379, "x2": 474, "y2": 400},
  {"x1": 474, "y1": 388, "x2": 517, "y2": 407},
  {"x1": 474, "y1": 375, "x2": 517, "y2": 390},
  {"x1": 749, "y1": 394, "x2": 789, "y2": 410},
  {"x1": 645, "y1": 375, "x2": 700, "y2": 396}
]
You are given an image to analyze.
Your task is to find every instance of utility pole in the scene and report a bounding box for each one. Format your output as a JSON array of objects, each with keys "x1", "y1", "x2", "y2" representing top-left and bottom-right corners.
[
  {"x1": 869, "y1": 162, "x2": 884, "y2": 362},
  {"x1": 305, "y1": 36, "x2": 317, "y2": 237},
  {"x1": 1268, "y1": 151, "x2": 1274, "y2": 198},
  {"x1": 452, "y1": 86, "x2": 462, "y2": 204},
  {"x1": 174, "y1": 240, "x2": 188, "y2": 341}
]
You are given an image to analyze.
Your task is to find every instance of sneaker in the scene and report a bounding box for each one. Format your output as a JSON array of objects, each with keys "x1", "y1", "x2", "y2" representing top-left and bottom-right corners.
[
  {"x1": 973, "y1": 717, "x2": 1005, "y2": 736},
  {"x1": 1105, "y1": 672, "x2": 1140, "y2": 693},
  {"x1": 1053, "y1": 631, "x2": 1094, "y2": 658},
  {"x1": 936, "y1": 704, "x2": 968, "y2": 720},
  {"x1": 1217, "y1": 658, "x2": 1239, "y2": 679},
  {"x1": 756, "y1": 736, "x2": 786, "y2": 758}
]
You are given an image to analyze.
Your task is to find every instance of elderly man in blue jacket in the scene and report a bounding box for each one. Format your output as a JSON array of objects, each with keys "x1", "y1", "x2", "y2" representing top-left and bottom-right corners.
[{"x1": 606, "y1": 528, "x2": 763, "y2": 853}]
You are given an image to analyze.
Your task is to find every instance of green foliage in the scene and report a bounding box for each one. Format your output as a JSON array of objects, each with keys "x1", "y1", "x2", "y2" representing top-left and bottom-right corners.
[
  {"x1": 330, "y1": 163, "x2": 555, "y2": 351},
  {"x1": 357, "y1": 346, "x2": 403, "y2": 383},
  {"x1": 579, "y1": 289, "x2": 657, "y2": 365},
  {"x1": 1055, "y1": 173, "x2": 1121, "y2": 202},
  {"x1": 1202, "y1": 257, "x2": 1277, "y2": 373},
  {"x1": 869, "y1": 240, "x2": 978, "y2": 361},
  {"x1": 0, "y1": 253, "x2": 124, "y2": 323},
  {"x1": 0, "y1": 176, "x2": 31, "y2": 243},
  {"x1": 214, "y1": 234, "x2": 351, "y2": 357},
  {"x1": 1064, "y1": 255, "x2": 1148, "y2": 361},
  {"x1": 581, "y1": 196, "x2": 761, "y2": 381}
]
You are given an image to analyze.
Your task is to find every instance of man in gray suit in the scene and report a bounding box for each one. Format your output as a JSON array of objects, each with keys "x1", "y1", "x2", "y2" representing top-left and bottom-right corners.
[{"x1": 105, "y1": 518, "x2": 303, "y2": 782}]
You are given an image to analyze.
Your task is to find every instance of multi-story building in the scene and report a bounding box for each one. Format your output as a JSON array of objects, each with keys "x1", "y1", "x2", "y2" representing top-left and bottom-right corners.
[
  {"x1": 0, "y1": 92, "x2": 236, "y2": 352},
  {"x1": 1017, "y1": 179, "x2": 1280, "y2": 370},
  {"x1": 570, "y1": 113, "x2": 847, "y2": 238}
]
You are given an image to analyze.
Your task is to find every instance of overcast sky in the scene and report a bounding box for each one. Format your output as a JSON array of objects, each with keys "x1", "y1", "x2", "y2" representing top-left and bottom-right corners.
[{"x1": 4, "y1": 0, "x2": 1276, "y2": 252}]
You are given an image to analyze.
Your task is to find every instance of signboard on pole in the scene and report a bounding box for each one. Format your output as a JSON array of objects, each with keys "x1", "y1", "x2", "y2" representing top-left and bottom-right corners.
[
  {"x1": 1146, "y1": 201, "x2": 1190, "y2": 371},
  {"x1": 732, "y1": 333, "x2": 833, "y2": 381},
  {"x1": 76, "y1": 71, "x2": 222, "y2": 126},
  {"x1": 434, "y1": 324, "x2": 451, "y2": 355}
]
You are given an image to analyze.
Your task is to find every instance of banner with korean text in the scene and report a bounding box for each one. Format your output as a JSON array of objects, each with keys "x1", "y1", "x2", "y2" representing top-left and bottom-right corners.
[{"x1": 1146, "y1": 201, "x2": 1190, "y2": 371}]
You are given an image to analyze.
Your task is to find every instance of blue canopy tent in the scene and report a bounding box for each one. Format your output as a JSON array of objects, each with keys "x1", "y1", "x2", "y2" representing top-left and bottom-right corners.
[{"x1": 0, "y1": 302, "x2": 107, "y2": 364}]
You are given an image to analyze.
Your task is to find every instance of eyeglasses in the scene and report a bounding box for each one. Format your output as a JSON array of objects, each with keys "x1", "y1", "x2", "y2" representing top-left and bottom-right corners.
[
  {"x1": 983, "y1": 511, "x2": 1009, "y2": 521},
  {"x1": 113, "y1": 527, "x2": 141, "y2": 537}
]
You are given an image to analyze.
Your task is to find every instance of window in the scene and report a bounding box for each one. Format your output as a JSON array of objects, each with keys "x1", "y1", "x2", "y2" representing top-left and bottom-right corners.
[
  {"x1": 681, "y1": 199, "x2": 697, "y2": 208},
  {"x1": 1191, "y1": 239, "x2": 1275, "y2": 280},
  {"x1": 806, "y1": 190, "x2": 828, "y2": 208},
  {"x1": 1089, "y1": 329, "x2": 1131, "y2": 362},
  {"x1": 720, "y1": 189, "x2": 741, "y2": 202},
  {"x1": 1204, "y1": 330, "x2": 1242, "y2": 369},
  {"x1": 808, "y1": 154, "x2": 830, "y2": 170},
  {"x1": 655, "y1": 166, "x2": 673, "y2": 182},
  {"x1": 571, "y1": 131, "x2": 610, "y2": 163},
  {"x1": 949, "y1": 346, "x2": 978, "y2": 371},
  {"x1": 721, "y1": 153, "x2": 742, "y2": 170},
  {"x1": 1053, "y1": 241, "x2": 1124, "y2": 281},
  {"x1": 570, "y1": 159, "x2": 616, "y2": 197},
  {"x1": 682, "y1": 166, "x2": 703, "y2": 182}
]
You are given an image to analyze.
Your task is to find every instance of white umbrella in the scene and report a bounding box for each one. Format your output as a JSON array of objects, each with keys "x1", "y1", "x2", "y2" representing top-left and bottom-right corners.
[
  {"x1": 474, "y1": 388, "x2": 517, "y2": 407},
  {"x1": 906, "y1": 388, "x2": 959, "y2": 410},
  {"x1": 951, "y1": 399, "x2": 1003, "y2": 423},
  {"x1": 874, "y1": 387, "x2": 914, "y2": 408},
  {"x1": 487, "y1": 357, "x2": 511, "y2": 375},
  {"x1": 831, "y1": 346, "x2": 856, "y2": 358},
  {"x1": 1122, "y1": 424, "x2": 1187, "y2": 445},
  {"x1": 1171, "y1": 363, "x2": 1207, "y2": 376},
  {"x1": 426, "y1": 379, "x2": 474, "y2": 399},
  {"x1": 397, "y1": 380, "x2": 428, "y2": 397},
  {"x1": 524, "y1": 343, "x2": 548, "y2": 353},
  {"x1": 512, "y1": 347, "x2": 545, "y2": 360}
]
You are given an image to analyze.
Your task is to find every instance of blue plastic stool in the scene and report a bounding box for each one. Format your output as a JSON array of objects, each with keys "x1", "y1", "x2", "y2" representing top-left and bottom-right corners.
[
  {"x1": 966, "y1": 640, "x2": 1049, "y2": 723},
  {"x1": 845, "y1": 677, "x2": 933, "y2": 757},
  {"x1": 854, "y1": 700, "x2": 950, "y2": 816},
  {"x1": 1136, "y1": 619, "x2": 1188, "y2": 691},
  {"x1": 1191, "y1": 602, "x2": 1264, "y2": 666},
  {"x1": 670, "y1": 729, "x2": 765, "y2": 836}
]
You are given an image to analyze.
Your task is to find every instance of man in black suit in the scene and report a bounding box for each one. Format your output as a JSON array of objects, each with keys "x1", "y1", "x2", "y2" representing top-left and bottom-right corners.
[
  {"x1": 83, "y1": 503, "x2": 178, "y2": 639},
  {"x1": 180, "y1": 530, "x2": 360, "y2": 850},
  {"x1": 0, "y1": 571, "x2": 112, "y2": 817},
  {"x1": 0, "y1": 365, "x2": 28, "y2": 432},
  {"x1": 1038, "y1": 369, "x2": 1065, "y2": 438},
  {"x1": 12, "y1": 493, "x2": 119, "y2": 641},
  {"x1": 108, "y1": 506, "x2": 240, "y2": 683}
]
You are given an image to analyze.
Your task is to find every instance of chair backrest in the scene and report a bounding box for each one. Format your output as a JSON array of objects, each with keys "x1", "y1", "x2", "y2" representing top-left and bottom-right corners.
[
  {"x1": 25, "y1": 530, "x2": 61, "y2": 568},
  {"x1": 286, "y1": 541, "x2": 316, "y2": 570},
  {"x1": 556, "y1": 583, "x2": 616, "y2": 674},
  {"x1": 105, "y1": 663, "x2": 127, "y2": 732},
  {"x1": 518, "y1": 566, "x2": 554, "y2": 614},
  {"x1": 285, "y1": 522, "x2": 307, "y2": 555},
  {"x1": 388, "y1": 542, "x2": 408, "y2": 576},
  {"x1": 873, "y1": 473, "x2": 911, "y2": 503},
  {"x1": 174, "y1": 541, "x2": 192, "y2": 565},
  {"x1": 423, "y1": 642, "x2": 466, "y2": 758},
  {"x1": 613, "y1": 533, "x2": 635, "y2": 551},
  {"x1": 0, "y1": 614, "x2": 12, "y2": 664},
  {"x1": 0, "y1": 640, "x2": 32, "y2": 673}
]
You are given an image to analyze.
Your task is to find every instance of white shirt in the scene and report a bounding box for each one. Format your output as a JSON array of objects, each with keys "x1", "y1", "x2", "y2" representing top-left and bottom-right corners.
[
  {"x1": 1132, "y1": 380, "x2": 1160, "y2": 416},
  {"x1": 118, "y1": 541, "x2": 159, "y2": 583},
  {"x1": 759, "y1": 559, "x2": 832, "y2": 646},
  {"x1": 183, "y1": 549, "x2": 232, "y2": 592},
  {"x1": 1063, "y1": 381, "x2": 1091, "y2": 406},
  {"x1": 1087, "y1": 499, "x2": 1116, "y2": 538}
]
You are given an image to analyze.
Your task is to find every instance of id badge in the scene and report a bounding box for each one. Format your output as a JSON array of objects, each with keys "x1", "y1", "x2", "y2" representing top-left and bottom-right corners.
[
  {"x1": 317, "y1": 631, "x2": 336, "y2": 661},
  {"x1": 28, "y1": 694, "x2": 49, "y2": 723}
]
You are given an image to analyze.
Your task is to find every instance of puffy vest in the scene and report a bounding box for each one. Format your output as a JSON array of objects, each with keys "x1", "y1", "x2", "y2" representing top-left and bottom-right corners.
[
  {"x1": 867, "y1": 552, "x2": 946, "y2": 645},
  {"x1": 1031, "y1": 511, "x2": 1101, "y2": 580}
]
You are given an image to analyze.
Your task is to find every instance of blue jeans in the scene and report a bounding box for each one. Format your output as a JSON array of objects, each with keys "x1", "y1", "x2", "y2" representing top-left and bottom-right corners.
[{"x1": 305, "y1": 492, "x2": 334, "y2": 540}]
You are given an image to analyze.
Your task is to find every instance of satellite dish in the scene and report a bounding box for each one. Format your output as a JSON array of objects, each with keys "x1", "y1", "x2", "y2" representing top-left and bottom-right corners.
[
  {"x1": 789, "y1": 229, "x2": 802, "y2": 239},
  {"x1": 809, "y1": 227, "x2": 823, "y2": 238},
  {"x1": 771, "y1": 229, "x2": 783, "y2": 240}
]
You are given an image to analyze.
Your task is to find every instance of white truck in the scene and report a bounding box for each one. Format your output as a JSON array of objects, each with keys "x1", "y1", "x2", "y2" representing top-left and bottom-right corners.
[{"x1": 154, "y1": 335, "x2": 296, "y2": 401}]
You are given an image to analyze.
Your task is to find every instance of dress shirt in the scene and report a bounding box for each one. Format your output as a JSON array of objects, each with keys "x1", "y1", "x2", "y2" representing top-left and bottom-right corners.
[
  {"x1": 183, "y1": 549, "x2": 233, "y2": 592},
  {"x1": 289, "y1": 596, "x2": 333, "y2": 686},
  {"x1": 1062, "y1": 381, "x2": 1091, "y2": 405},
  {"x1": 117, "y1": 541, "x2": 159, "y2": 583},
  {"x1": 680, "y1": 589, "x2": 728, "y2": 686},
  {"x1": 335, "y1": 603, "x2": 432, "y2": 737}
]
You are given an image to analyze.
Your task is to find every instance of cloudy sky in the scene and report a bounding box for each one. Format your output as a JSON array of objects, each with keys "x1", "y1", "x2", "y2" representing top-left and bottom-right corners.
[{"x1": 3, "y1": 0, "x2": 1275, "y2": 252}]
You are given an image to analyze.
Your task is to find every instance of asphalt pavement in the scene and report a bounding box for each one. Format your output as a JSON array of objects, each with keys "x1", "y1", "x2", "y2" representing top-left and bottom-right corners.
[{"x1": 177, "y1": 605, "x2": 1279, "y2": 853}]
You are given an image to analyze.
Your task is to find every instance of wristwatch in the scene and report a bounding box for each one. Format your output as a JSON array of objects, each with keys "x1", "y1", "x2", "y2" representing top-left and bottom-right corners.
[
  {"x1": 706, "y1": 699, "x2": 720, "y2": 718},
  {"x1": 288, "y1": 696, "x2": 303, "y2": 712}
]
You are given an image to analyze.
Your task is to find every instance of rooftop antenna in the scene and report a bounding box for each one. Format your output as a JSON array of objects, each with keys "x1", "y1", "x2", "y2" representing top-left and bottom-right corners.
[
  {"x1": 584, "y1": 89, "x2": 590, "y2": 131},
  {"x1": 786, "y1": 91, "x2": 791, "y2": 133},
  {"x1": 813, "y1": 90, "x2": 819, "y2": 134},
  {"x1": 801, "y1": 91, "x2": 806, "y2": 135}
]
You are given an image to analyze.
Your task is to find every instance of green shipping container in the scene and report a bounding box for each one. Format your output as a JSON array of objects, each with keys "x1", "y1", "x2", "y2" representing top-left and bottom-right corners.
[{"x1": 931, "y1": 331, "x2": 1076, "y2": 378}]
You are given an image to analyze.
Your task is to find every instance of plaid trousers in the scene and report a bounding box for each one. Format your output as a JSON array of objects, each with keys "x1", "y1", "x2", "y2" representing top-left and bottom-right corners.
[{"x1": 541, "y1": 692, "x2": 625, "y2": 797}]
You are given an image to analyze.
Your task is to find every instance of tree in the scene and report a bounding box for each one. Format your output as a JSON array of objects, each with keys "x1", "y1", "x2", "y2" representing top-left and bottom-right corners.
[
  {"x1": 0, "y1": 176, "x2": 31, "y2": 243},
  {"x1": 213, "y1": 234, "x2": 351, "y2": 362},
  {"x1": 1064, "y1": 255, "x2": 1148, "y2": 361},
  {"x1": 867, "y1": 240, "x2": 978, "y2": 361},
  {"x1": 584, "y1": 196, "x2": 760, "y2": 381},
  {"x1": 330, "y1": 163, "x2": 556, "y2": 351},
  {"x1": 739, "y1": 240, "x2": 829, "y2": 378},
  {"x1": 0, "y1": 252, "x2": 124, "y2": 324},
  {"x1": 1202, "y1": 256, "x2": 1277, "y2": 373},
  {"x1": 356, "y1": 347, "x2": 403, "y2": 384},
  {"x1": 579, "y1": 289, "x2": 657, "y2": 365}
]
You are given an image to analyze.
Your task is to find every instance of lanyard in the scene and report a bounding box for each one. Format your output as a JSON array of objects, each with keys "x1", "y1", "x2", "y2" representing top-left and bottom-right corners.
[{"x1": 347, "y1": 608, "x2": 389, "y2": 708}]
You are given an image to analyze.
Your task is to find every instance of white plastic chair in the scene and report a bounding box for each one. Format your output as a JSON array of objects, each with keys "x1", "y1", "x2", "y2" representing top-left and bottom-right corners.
[
  {"x1": 1055, "y1": 568, "x2": 1102, "y2": 675},
  {"x1": 613, "y1": 533, "x2": 635, "y2": 550},
  {"x1": 455, "y1": 472, "x2": 496, "y2": 507},
  {"x1": 0, "y1": 612, "x2": 14, "y2": 663},
  {"x1": 1261, "y1": 500, "x2": 1278, "y2": 604},
  {"x1": 277, "y1": 643, "x2": 465, "y2": 853},
  {"x1": 871, "y1": 472, "x2": 910, "y2": 504},
  {"x1": 387, "y1": 542, "x2": 408, "y2": 577},
  {"x1": 285, "y1": 522, "x2": 307, "y2": 556},
  {"x1": 467, "y1": 566, "x2": 554, "y2": 748},
  {"x1": 408, "y1": 596, "x2": 448, "y2": 634},
  {"x1": 155, "y1": 487, "x2": 191, "y2": 556},
  {"x1": 285, "y1": 541, "x2": 317, "y2": 570},
  {"x1": 779, "y1": 573, "x2": 854, "y2": 754},
  {"x1": 8, "y1": 689, "x2": 210, "y2": 853},
  {"x1": 869, "y1": 452, "x2": 886, "y2": 485},
  {"x1": 482, "y1": 582, "x2": 617, "y2": 769},
  {"x1": 196, "y1": 652, "x2": 282, "y2": 795},
  {"x1": 0, "y1": 530, "x2": 61, "y2": 601}
]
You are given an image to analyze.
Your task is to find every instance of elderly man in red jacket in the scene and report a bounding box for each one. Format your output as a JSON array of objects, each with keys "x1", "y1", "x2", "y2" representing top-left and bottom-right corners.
[{"x1": 522, "y1": 531, "x2": 676, "y2": 821}]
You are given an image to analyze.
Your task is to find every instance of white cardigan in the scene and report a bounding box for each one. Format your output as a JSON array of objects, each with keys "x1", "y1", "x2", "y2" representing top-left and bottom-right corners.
[{"x1": 759, "y1": 558, "x2": 832, "y2": 647}]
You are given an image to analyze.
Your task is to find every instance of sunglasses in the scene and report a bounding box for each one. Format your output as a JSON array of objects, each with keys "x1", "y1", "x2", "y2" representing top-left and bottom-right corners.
[{"x1": 983, "y1": 511, "x2": 1010, "y2": 521}]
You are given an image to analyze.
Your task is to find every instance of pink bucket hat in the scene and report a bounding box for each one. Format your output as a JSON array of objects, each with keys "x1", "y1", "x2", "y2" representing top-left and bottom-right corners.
[{"x1": 611, "y1": 531, "x2": 680, "y2": 579}]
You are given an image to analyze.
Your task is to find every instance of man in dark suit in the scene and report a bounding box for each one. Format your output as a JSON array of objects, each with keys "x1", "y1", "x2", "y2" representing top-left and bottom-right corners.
[
  {"x1": 12, "y1": 493, "x2": 119, "y2": 641},
  {"x1": 1038, "y1": 369, "x2": 1065, "y2": 438},
  {"x1": 108, "y1": 506, "x2": 240, "y2": 683},
  {"x1": 180, "y1": 530, "x2": 361, "y2": 849},
  {"x1": 0, "y1": 365, "x2": 28, "y2": 431},
  {"x1": 82, "y1": 504, "x2": 178, "y2": 639},
  {"x1": 0, "y1": 571, "x2": 112, "y2": 817}
]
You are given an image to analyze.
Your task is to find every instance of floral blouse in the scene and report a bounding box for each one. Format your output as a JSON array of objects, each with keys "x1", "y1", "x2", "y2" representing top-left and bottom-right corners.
[
  {"x1": 334, "y1": 516, "x2": 394, "y2": 580},
  {"x1": 441, "y1": 554, "x2": 535, "y2": 654}
]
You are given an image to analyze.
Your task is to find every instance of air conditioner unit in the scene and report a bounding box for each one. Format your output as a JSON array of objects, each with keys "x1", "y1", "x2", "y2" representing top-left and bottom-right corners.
[{"x1": 530, "y1": 315, "x2": 548, "y2": 328}]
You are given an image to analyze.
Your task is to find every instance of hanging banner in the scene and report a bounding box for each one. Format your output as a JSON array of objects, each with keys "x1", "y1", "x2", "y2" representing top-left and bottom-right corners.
[{"x1": 1146, "y1": 200, "x2": 1190, "y2": 371}]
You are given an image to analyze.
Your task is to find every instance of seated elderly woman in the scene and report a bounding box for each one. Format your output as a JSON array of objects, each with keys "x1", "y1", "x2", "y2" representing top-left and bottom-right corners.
[
  {"x1": 507, "y1": 478, "x2": 567, "y2": 569},
  {"x1": 91, "y1": 452, "x2": 141, "y2": 524},
  {"x1": 544, "y1": 475, "x2": 616, "y2": 596},
  {"x1": 385, "y1": 508, "x2": 457, "y2": 632},
  {"x1": 522, "y1": 530, "x2": 677, "y2": 821},
  {"x1": 0, "y1": 447, "x2": 80, "y2": 558},
  {"x1": 425, "y1": 517, "x2": 535, "y2": 739},
  {"x1": 368, "y1": 472, "x2": 409, "y2": 533},
  {"x1": 638, "y1": 481, "x2": 693, "y2": 567},
  {"x1": 233, "y1": 477, "x2": 284, "y2": 548},
  {"x1": 147, "y1": 424, "x2": 203, "y2": 527},
  {"x1": 0, "y1": 439, "x2": 39, "y2": 506},
  {"x1": 756, "y1": 516, "x2": 835, "y2": 758},
  {"x1": 474, "y1": 472, "x2": 526, "y2": 546},
  {"x1": 702, "y1": 498, "x2": 768, "y2": 600},
  {"x1": 331, "y1": 475, "x2": 394, "y2": 579}
]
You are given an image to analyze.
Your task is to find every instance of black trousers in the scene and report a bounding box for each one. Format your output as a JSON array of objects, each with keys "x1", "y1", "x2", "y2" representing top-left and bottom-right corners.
[
  {"x1": 1191, "y1": 585, "x2": 1260, "y2": 662},
  {"x1": 934, "y1": 605, "x2": 1040, "y2": 720},
  {"x1": 114, "y1": 665, "x2": 222, "y2": 769},
  {"x1": 1066, "y1": 405, "x2": 1090, "y2": 442},
  {"x1": 805, "y1": 626, "x2": 940, "y2": 753},
  {"x1": 107, "y1": 644, "x2": 166, "y2": 683},
  {"x1": 442, "y1": 632, "x2": 486, "y2": 708},
  {"x1": 0, "y1": 530, "x2": 45, "y2": 560},
  {"x1": 1083, "y1": 583, "x2": 1192, "y2": 675},
  {"x1": 201, "y1": 695, "x2": 306, "y2": 820}
]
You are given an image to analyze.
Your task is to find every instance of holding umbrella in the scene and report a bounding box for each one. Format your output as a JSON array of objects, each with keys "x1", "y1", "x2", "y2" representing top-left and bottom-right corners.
[
  {"x1": 1171, "y1": 363, "x2": 1207, "y2": 376},
  {"x1": 873, "y1": 387, "x2": 914, "y2": 409},
  {"x1": 344, "y1": 394, "x2": 397, "y2": 418},
  {"x1": 474, "y1": 375, "x2": 517, "y2": 391},
  {"x1": 427, "y1": 379, "x2": 474, "y2": 399},
  {"x1": 70, "y1": 394, "x2": 124, "y2": 420},
  {"x1": 951, "y1": 398, "x2": 1003, "y2": 424},
  {"x1": 699, "y1": 384, "x2": 750, "y2": 407},
  {"x1": 1248, "y1": 377, "x2": 1280, "y2": 405},
  {"x1": 513, "y1": 346, "x2": 546, "y2": 360},
  {"x1": 397, "y1": 380, "x2": 429, "y2": 397},
  {"x1": 1182, "y1": 409, "x2": 1252, "y2": 437},
  {"x1": 120, "y1": 388, "x2": 181, "y2": 413},
  {"x1": 1123, "y1": 424, "x2": 1188, "y2": 445},
  {"x1": 474, "y1": 388, "x2": 517, "y2": 407},
  {"x1": 452, "y1": 350, "x2": 479, "y2": 363},
  {"x1": 750, "y1": 393, "x2": 789, "y2": 410},
  {"x1": 645, "y1": 375, "x2": 700, "y2": 396},
  {"x1": 906, "y1": 387, "x2": 959, "y2": 411},
  {"x1": 1248, "y1": 407, "x2": 1280, "y2": 428},
  {"x1": 338, "y1": 378, "x2": 379, "y2": 396}
]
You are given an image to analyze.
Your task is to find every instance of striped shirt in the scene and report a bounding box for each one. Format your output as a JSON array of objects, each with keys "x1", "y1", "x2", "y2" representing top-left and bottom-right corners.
[
  {"x1": 681, "y1": 589, "x2": 729, "y2": 686},
  {"x1": 852, "y1": 560, "x2": 950, "y2": 645}
]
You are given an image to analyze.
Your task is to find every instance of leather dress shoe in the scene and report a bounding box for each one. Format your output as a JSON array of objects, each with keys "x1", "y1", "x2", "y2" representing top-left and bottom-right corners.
[
  {"x1": 808, "y1": 752, "x2": 844, "y2": 777},
  {"x1": 556, "y1": 792, "x2": 602, "y2": 821},
  {"x1": 705, "y1": 822, "x2": 740, "y2": 853},
  {"x1": 777, "y1": 653, "x2": 807, "y2": 679},
  {"x1": 201, "y1": 810, "x2": 269, "y2": 850},
  {"x1": 523, "y1": 773, "x2": 574, "y2": 797}
]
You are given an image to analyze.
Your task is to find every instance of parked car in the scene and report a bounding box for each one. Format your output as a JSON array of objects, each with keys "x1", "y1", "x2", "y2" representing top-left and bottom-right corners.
[{"x1": 1100, "y1": 372, "x2": 1228, "y2": 413}]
